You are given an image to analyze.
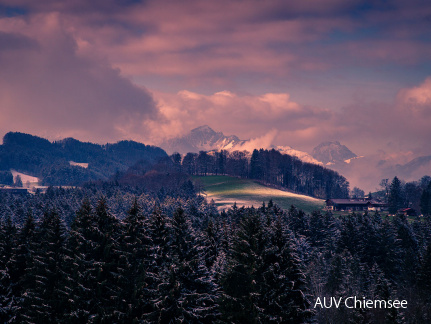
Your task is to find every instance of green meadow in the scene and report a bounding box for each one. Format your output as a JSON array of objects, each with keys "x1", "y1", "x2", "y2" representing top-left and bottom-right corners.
[{"x1": 192, "y1": 175, "x2": 325, "y2": 214}]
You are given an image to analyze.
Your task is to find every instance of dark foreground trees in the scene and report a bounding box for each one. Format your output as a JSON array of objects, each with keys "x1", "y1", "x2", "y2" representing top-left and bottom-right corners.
[
  {"x1": 0, "y1": 197, "x2": 317, "y2": 323},
  {"x1": 2, "y1": 189, "x2": 431, "y2": 323}
]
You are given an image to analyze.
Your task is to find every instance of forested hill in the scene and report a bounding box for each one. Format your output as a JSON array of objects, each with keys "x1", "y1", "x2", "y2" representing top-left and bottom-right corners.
[
  {"x1": 175, "y1": 148, "x2": 350, "y2": 199},
  {"x1": 0, "y1": 132, "x2": 167, "y2": 185},
  {"x1": 0, "y1": 132, "x2": 348, "y2": 199}
]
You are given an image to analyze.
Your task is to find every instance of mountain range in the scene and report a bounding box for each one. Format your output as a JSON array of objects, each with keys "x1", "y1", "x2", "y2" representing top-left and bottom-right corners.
[
  {"x1": 1, "y1": 127, "x2": 430, "y2": 192},
  {"x1": 160, "y1": 125, "x2": 321, "y2": 164},
  {"x1": 161, "y1": 125, "x2": 431, "y2": 192},
  {"x1": 160, "y1": 125, "x2": 246, "y2": 155}
]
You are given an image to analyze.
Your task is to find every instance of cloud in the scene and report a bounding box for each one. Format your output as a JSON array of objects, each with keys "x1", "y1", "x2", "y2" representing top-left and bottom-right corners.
[
  {"x1": 238, "y1": 130, "x2": 279, "y2": 153},
  {"x1": 0, "y1": 0, "x2": 430, "y2": 161},
  {"x1": 144, "y1": 75, "x2": 431, "y2": 159},
  {"x1": 7, "y1": 0, "x2": 425, "y2": 91},
  {"x1": 329, "y1": 77, "x2": 431, "y2": 156},
  {"x1": 144, "y1": 89, "x2": 332, "y2": 150},
  {"x1": 0, "y1": 13, "x2": 158, "y2": 143},
  {"x1": 398, "y1": 77, "x2": 431, "y2": 112}
]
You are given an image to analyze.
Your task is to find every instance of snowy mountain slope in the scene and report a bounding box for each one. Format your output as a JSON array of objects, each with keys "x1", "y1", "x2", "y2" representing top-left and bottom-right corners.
[
  {"x1": 161, "y1": 125, "x2": 320, "y2": 164},
  {"x1": 312, "y1": 141, "x2": 358, "y2": 165},
  {"x1": 161, "y1": 125, "x2": 246, "y2": 154}
]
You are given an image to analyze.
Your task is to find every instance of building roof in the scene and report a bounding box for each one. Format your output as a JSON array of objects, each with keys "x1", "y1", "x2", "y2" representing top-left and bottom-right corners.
[{"x1": 326, "y1": 198, "x2": 386, "y2": 206}]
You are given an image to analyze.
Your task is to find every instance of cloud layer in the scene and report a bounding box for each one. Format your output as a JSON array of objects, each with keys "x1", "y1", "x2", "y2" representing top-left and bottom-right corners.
[
  {"x1": 0, "y1": 0, "x2": 430, "y2": 165},
  {"x1": 0, "y1": 12, "x2": 158, "y2": 143}
]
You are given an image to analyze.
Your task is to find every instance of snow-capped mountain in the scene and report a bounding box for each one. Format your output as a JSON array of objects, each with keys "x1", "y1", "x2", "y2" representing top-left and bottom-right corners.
[
  {"x1": 160, "y1": 125, "x2": 320, "y2": 164},
  {"x1": 273, "y1": 145, "x2": 322, "y2": 165},
  {"x1": 160, "y1": 125, "x2": 246, "y2": 154},
  {"x1": 312, "y1": 141, "x2": 358, "y2": 165}
]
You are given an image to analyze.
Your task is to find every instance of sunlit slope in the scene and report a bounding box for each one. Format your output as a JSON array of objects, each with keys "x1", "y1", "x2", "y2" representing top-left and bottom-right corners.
[{"x1": 192, "y1": 175, "x2": 325, "y2": 214}]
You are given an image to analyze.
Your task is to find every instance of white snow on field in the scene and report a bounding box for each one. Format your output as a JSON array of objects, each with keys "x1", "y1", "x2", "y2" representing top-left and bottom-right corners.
[
  {"x1": 69, "y1": 161, "x2": 89, "y2": 168},
  {"x1": 10, "y1": 170, "x2": 40, "y2": 186}
]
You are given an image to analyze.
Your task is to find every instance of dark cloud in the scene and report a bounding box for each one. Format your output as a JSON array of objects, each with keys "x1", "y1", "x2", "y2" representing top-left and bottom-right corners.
[
  {"x1": 0, "y1": 30, "x2": 38, "y2": 50},
  {"x1": 0, "y1": 14, "x2": 158, "y2": 143}
]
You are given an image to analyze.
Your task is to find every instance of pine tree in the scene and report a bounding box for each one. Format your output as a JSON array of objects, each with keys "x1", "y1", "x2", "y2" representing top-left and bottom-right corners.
[
  {"x1": 151, "y1": 208, "x2": 219, "y2": 323},
  {"x1": 393, "y1": 214, "x2": 419, "y2": 284},
  {"x1": 388, "y1": 176, "x2": 403, "y2": 214},
  {"x1": 144, "y1": 205, "x2": 173, "y2": 322},
  {"x1": 261, "y1": 216, "x2": 313, "y2": 323},
  {"x1": 418, "y1": 243, "x2": 431, "y2": 300},
  {"x1": 19, "y1": 209, "x2": 68, "y2": 324},
  {"x1": 66, "y1": 198, "x2": 123, "y2": 323},
  {"x1": 119, "y1": 198, "x2": 151, "y2": 322},
  {"x1": 0, "y1": 216, "x2": 17, "y2": 323},
  {"x1": 8, "y1": 210, "x2": 37, "y2": 323},
  {"x1": 220, "y1": 210, "x2": 265, "y2": 323},
  {"x1": 201, "y1": 219, "x2": 219, "y2": 270},
  {"x1": 420, "y1": 181, "x2": 431, "y2": 216},
  {"x1": 8, "y1": 210, "x2": 36, "y2": 295}
]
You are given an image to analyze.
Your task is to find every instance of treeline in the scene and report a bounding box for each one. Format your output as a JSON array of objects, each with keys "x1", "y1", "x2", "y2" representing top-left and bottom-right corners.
[
  {"x1": 175, "y1": 149, "x2": 349, "y2": 198},
  {"x1": 0, "y1": 198, "x2": 311, "y2": 323},
  {"x1": 379, "y1": 176, "x2": 431, "y2": 215},
  {"x1": 0, "y1": 179, "x2": 199, "y2": 227},
  {"x1": 2, "y1": 193, "x2": 431, "y2": 323}
]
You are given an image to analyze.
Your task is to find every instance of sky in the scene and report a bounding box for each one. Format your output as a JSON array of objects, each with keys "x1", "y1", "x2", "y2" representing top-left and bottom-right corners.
[{"x1": 1, "y1": 0, "x2": 431, "y2": 161}]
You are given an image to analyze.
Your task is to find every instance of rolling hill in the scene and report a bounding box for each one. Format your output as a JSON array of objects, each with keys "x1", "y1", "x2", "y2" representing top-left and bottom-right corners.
[{"x1": 192, "y1": 175, "x2": 325, "y2": 214}]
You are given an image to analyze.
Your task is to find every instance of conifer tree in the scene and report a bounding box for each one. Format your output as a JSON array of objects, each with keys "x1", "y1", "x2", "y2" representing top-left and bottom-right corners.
[
  {"x1": 144, "y1": 205, "x2": 173, "y2": 322},
  {"x1": 388, "y1": 176, "x2": 403, "y2": 214},
  {"x1": 261, "y1": 216, "x2": 313, "y2": 323},
  {"x1": 19, "y1": 209, "x2": 68, "y2": 323},
  {"x1": 221, "y1": 210, "x2": 313, "y2": 323},
  {"x1": 66, "y1": 198, "x2": 123, "y2": 323},
  {"x1": 120, "y1": 198, "x2": 151, "y2": 322},
  {"x1": 151, "y1": 208, "x2": 219, "y2": 323},
  {"x1": 0, "y1": 216, "x2": 17, "y2": 323},
  {"x1": 220, "y1": 210, "x2": 266, "y2": 323},
  {"x1": 7, "y1": 210, "x2": 37, "y2": 323},
  {"x1": 8, "y1": 210, "x2": 36, "y2": 297}
]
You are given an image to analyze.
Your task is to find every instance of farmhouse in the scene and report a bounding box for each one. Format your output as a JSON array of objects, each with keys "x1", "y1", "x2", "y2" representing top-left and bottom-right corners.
[{"x1": 326, "y1": 198, "x2": 387, "y2": 212}]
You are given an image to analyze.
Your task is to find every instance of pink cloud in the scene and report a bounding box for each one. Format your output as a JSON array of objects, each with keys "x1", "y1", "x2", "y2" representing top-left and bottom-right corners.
[
  {"x1": 0, "y1": 13, "x2": 158, "y2": 143},
  {"x1": 143, "y1": 89, "x2": 332, "y2": 150}
]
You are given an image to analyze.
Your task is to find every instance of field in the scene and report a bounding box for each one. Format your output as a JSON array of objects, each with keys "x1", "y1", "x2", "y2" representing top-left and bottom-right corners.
[
  {"x1": 10, "y1": 170, "x2": 40, "y2": 188},
  {"x1": 192, "y1": 175, "x2": 325, "y2": 214}
]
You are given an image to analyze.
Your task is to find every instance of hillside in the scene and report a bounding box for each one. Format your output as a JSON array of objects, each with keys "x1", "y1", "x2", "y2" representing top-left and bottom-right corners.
[
  {"x1": 193, "y1": 175, "x2": 325, "y2": 214},
  {"x1": 0, "y1": 132, "x2": 167, "y2": 186}
]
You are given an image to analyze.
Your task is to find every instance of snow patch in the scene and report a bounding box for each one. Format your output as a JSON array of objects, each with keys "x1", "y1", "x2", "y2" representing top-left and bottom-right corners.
[
  {"x1": 344, "y1": 156, "x2": 364, "y2": 164},
  {"x1": 69, "y1": 161, "x2": 89, "y2": 168},
  {"x1": 10, "y1": 170, "x2": 40, "y2": 187}
]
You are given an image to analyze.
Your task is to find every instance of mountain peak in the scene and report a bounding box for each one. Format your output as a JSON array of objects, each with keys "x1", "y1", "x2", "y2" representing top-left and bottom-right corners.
[
  {"x1": 161, "y1": 125, "x2": 239, "y2": 154},
  {"x1": 191, "y1": 125, "x2": 215, "y2": 133},
  {"x1": 160, "y1": 126, "x2": 321, "y2": 165},
  {"x1": 312, "y1": 141, "x2": 357, "y2": 164}
]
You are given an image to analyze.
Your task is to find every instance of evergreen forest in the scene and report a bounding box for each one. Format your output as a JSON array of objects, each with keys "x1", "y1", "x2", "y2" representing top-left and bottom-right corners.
[{"x1": 1, "y1": 179, "x2": 431, "y2": 323}]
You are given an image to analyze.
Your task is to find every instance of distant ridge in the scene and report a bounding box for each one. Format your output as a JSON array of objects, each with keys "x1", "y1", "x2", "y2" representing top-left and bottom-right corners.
[
  {"x1": 0, "y1": 132, "x2": 167, "y2": 186},
  {"x1": 160, "y1": 125, "x2": 320, "y2": 164}
]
